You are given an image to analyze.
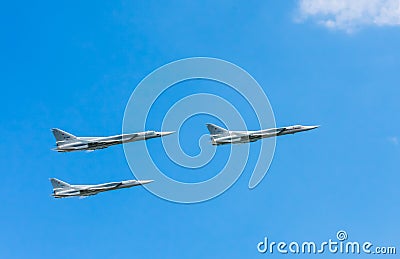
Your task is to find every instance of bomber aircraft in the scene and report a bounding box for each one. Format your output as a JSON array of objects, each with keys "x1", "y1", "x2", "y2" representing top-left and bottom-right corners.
[
  {"x1": 50, "y1": 178, "x2": 153, "y2": 198},
  {"x1": 206, "y1": 123, "x2": 319, "y2": 145},
  {"x1": 51, "y1": 128, "x2": 174, "y2": 152}
]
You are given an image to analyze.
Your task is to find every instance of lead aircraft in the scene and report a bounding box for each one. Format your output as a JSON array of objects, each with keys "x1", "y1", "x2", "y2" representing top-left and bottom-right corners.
[{"x1": 206, "y1": 123, "x2": 319, "y2": 145}]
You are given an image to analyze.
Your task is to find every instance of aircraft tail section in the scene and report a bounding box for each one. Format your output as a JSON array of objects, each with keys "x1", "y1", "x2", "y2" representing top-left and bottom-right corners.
[
  {"x1": 50, "y1": 178, "x2": 71, "y2": 189},
  {"x1": 206, "y1": 124, "x2": 229, "y2": 135},
  {"x1": 51, "y1": 128, "x2": 76, "y2": 142}
]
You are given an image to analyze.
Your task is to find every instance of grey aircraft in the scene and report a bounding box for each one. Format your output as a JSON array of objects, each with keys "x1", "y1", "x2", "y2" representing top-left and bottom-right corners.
[
  {"x1": 206, "y1": 123, "x2": 319, "y2": 145},
  {"x1": 51, "y1": 128, "x2": 175, "y2": 152},
  {"x1": 50, "y1": 178, "x2": 153, "y2": 198}
]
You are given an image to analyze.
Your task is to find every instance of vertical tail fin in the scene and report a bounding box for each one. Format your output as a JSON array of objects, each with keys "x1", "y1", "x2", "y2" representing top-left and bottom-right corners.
[
  {"x1": 206, "y1": 124, "x2": 229, "y2": 135},
  {"x1": 50, "y1": 178, "x2": 71, "y2": 189},
  {"x1": 51, "y1": 128, "x2": 76, "y2": 142}
]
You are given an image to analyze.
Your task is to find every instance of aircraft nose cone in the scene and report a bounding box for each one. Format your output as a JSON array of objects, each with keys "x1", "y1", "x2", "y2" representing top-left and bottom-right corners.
[
  {"x1": 160, "y1": 131, "x2": 175, "y2": 136},
  {"x1": 138, "y1": 180, "x2": 154, "y2": 185},
  {"x1": 307, "y1": 125, "x2": 320, "y2": 130}
]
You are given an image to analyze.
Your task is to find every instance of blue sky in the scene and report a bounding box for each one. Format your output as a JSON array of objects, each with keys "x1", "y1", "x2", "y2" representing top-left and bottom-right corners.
[{"x1": 1, "y1": 1, "x2": 400, "y2": 258}]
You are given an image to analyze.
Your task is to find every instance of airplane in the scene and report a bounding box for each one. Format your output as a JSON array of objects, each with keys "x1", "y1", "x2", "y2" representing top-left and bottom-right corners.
[
  {"x1": 206, "y1": 123, "x2": 319, "y2": 145},
  {"x1": 51, "y1": 128, "x2": 175, "y2": 152},
  {"x1": 50, "y1": 178, "x2": 154, "y2": 198}
]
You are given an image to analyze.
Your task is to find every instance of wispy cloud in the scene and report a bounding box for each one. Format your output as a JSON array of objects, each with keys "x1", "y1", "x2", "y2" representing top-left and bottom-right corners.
[
  {"x1": 388, "y1": 136, "x2": 399, "y2": 146},
  {"x1": 296, "y1": 0, "x2": 400, "y2": 32}
]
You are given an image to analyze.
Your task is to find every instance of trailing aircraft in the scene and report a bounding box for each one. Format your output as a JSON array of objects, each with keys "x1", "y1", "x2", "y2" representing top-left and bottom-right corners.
[
  {"x1": 51, "y1": 128, "x2": 174, "y2": 152},
  {"x1": 50, "y1": 178, "x2": 153, "y2": 198}
]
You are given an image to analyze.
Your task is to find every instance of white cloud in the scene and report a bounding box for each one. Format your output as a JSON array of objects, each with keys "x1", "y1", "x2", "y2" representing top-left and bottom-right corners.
[{"x1": 297, "y1": 0, "x2": 400, "y2": 32}]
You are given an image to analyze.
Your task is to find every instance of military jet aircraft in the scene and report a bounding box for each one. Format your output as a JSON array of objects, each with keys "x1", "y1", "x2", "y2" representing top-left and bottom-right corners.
[
  {"x1": 51, "y1": 128, "x2": 175, "y2": 152},
  {"x1": 50, "y1": 178, "x2": 153, "y2": 198},
  {"x1": 206, "y1": 123, "x2": 319, "y2": 145}
]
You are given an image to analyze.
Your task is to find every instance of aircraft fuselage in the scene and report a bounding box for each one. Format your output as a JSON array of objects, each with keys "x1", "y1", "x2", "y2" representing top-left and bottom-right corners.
[
  {"x1": 52, "y1": 179, "x2": 153, "y2": 198},
  {"x1": 53, "y1": 130, "x2": 174, "y2": 152},
  {"x1": 210, "y1": 125, "x2": 319, "y2": 145}
]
